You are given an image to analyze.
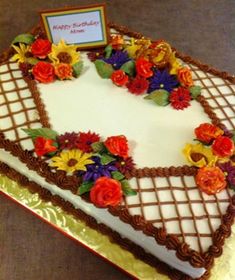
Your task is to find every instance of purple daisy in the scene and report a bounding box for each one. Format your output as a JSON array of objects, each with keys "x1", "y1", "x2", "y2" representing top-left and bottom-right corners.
[
  {"x1": 218, "y1": 161, "x2": 235, "y2": 186},
  {"x1": 79, "y1": 156, "x2": 118, "y2": 182},
  {"x1": 103, "y1": 50, "x2": 131, "y2": 69},
  {"x1": 147, "y1": 69, "x2": 179, "y2": 93},
  {"x1": 57, "y1": 132, "x2": 79, "y2": 150}
]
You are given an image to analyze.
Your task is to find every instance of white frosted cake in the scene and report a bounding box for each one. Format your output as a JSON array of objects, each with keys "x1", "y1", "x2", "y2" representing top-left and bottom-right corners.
[{"x1": 0, "y1": 24, "x2": 235, "y2": 280}]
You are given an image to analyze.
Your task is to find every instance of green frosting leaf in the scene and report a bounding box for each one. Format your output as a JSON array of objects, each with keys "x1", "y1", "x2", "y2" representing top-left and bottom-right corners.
[
  {"x1": 26, "y1": 57, "x2": 39, "y2": 65},
  {"x1": 111, "y1": 171, "x2": 125, "y2": 181},
  {"x1": 91, "y1": 142, "x2": 106, "y2": 153},
  {"x1": 12, "y1": 34, "x2": 35, "y2": 45},
  {"x1": 121, "y1": 180, "x2": 137, "y2": 196},
  {"x1": 120, "y1": 60, "x2": 136, "y2": 77},
  {"x1": 104, "y1": 45, "x2": 113, "y2": 58},
  {"x1": 94, "y1": 60, "x2": 114, "y2": 79},
  {"x1": 22, "y1": 128, "x2": 58, "y2": 141},
  {"x1": 73, "y1": 61, "x2": 83, "y2": 77},
  {"x1": 100, "y1": 154, "x2": 116, "y2": 165},
  {"x1": 78, "y1": 181, "x2": 94, "y2": 195},
  {"x1": 190, "y1": 85, "x2": 202, "y2": 99},
  {"x1": 144, "y1": 90, "x2": 170, "y2": 106}
]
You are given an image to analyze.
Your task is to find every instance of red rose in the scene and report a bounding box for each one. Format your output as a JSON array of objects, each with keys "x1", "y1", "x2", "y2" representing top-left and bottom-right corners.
[
  {"x1": 111, "y1": 70, "x2": 129, "y2": 86},
  {"x1": 194, "y1": 123, "x2": 224, "y2": 144},
  {"x1": 32, "y1": 61, "x2": 55, "y2": 83},
  {"x1": 196, "y1": 166, "x2": 227, "y2": 195},
  {"x1": 34, "y1": 136, "x2": 57, "y2": 157},
  {"x1": 127, "y1": 76, "x2": 149, "y2": 95},
  {"x1": 31, "y1": 39, "x2": 52, "y2": 59},
  {"x1": 90, "y1": 177, "x2": 123, "y2": 207},
  {"x1": 104, "y1": 135, "x2": 129, "y2": 158},
  {"x1": 212, "y1": 136, "x2": 234, "y2": 157},
  {"x1": 135, "y1": 58, "x2": 153, "y2": 78}
]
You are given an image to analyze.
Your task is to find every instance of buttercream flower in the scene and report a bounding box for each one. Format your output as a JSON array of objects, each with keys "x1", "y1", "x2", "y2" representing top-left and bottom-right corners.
[
  {"x1": 90, "y1": 177, "x2": 123, "y2": 207},
  {"x1": 32, "y1": 61, "x2": 55, "y2": 83},
  {"x1": 169, "y1": 52, "x2": 182, "y2": 75},
  {"x1": 55, "y1": 63, "x2": 73, "y2": 80},
  {"x1": 104, "y1": 135, "x2": 129, "y2": 158},
  {"x1": 49, "y1": 39, "x2": 80, "y2": 65},
  {"x1": 148, "y1": 69, "x2": 178, "y2": 93},
  {"x1": 111, "y1": 70, "x2": 129, "y2": 86},
  {"x1": 34, "y1": 136, "x2": 57, "y2": 157},
  {"x1": 212, "y1": 136, "x2": 234, "y2": 158},
  {"x1": 183, "y1": 143, "x2": 217, "y2": 167},
  {"x1": 218, "y1": 161, "x2": 235, "y2": 186},
  {"x1": 170, "y1": 87, "x2": 191, "y2": 110},
  {"x1": 135, "y1": 58, "x2": 153, "y2": 78},
  {"x1": 110, "y1": 34, "x2": 124, "y2": 50},
  {"x1": 57, "y1": 132, "x2": 79, "y2": 150},
  {"x1": 87, "y1": 48, "x2": 105, "y2": 62},
  {"x1": 79, "y1": 156, "x2": 117, "y2": 182},
  {"x1": 124, "y1": 38, "x2": 144, "y2": 59},
  {"x1": 103, "y1": 50, "x2": 130, "y2": 69},
  {"x1": 76, "y1": 131, "x2": 100, "y2": 153},
  {"x1": 50, "y1": 149, "x2": 94, "y2": 173},
  {"x1": 194, "y1": 123, "x2": 224, "y2": 144},
  {"x1": 11, "y1": 43, "x2": 30, "y2": 63},
  {"x1": 115, "y1": 157, "x2": 135, "y2": 174},
  {"x1": 138, "y1": 40, "x2": 172, "y2": 68},
  {"x1": 196, "y1": 166, "x2": 227, "y2": 195},
  {"x1": 177, "y1": 67, "x2": 194, "y2": 87},
  {"x1": 127, "y1": 76, "x2": 149, "y2": 95},
  {"x1": 31, "y1": 38, "x2": 51, "y2": 59}
]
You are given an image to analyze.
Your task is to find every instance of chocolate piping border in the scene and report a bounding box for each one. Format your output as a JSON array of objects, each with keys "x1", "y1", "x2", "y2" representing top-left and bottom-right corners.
[
  {"x1": 0, "y1": 161, "x2": 210, "y2": 280},
  {"x1": 0, "y1": 22, "x2": 235, "y2": 272}
]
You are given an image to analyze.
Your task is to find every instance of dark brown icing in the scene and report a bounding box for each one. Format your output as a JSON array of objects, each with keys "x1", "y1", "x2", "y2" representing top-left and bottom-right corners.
[{"x1": 0, "y1": 22, "x2": 235, "y2": 280}]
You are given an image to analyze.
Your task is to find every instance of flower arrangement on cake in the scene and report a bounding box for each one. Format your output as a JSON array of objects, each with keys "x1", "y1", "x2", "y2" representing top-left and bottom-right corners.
[
  {"x1": 23, "y1": 128, "x2": 137, "y2": 208},
  {"x1": 88, "y1": 34, "x2": 202, "y2": 110},
  {"x1": 11, "y1": 34, "x2": 83, "y2": 82},
  {"x1": 183, "y1": 123, "x2": 235, "y2": 194}
]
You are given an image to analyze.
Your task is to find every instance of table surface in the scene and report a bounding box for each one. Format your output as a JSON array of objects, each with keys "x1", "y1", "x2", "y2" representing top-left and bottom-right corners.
[{"x1": 0, "y1": 1, "x2": 234, "y2": 279}]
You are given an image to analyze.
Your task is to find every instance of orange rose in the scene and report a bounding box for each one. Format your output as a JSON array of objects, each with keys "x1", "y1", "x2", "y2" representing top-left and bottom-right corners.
[
  {"x1": 194, "y1": 123, "x2": 224, "y2": 144},
  {"x1": 55, "y1": 63, "x2": 73, "y2": 80},
  {"x1": 110, "y1": 34, "x2": 124, "y2": 50},
  {"x1": 34, "y1": 136, "x2": 57, "y2": 157},
  {"x1": 177, "y1": 67, "x2": 194, "y2": 87},
  {"x1": 212, "y1": 136, "x2": 234, "y2": 158},
  {"x1": 196, "y1": 166, "x2": 227, "y2": 195},
  {"x1": 135, "y1": 58, "x2": 153, "y2": 78},
  {"x1": 90, "y1": 177, "x2": 123, "y2": 207},
  {"x1": 104, "y1": 135, "x2": 129, "y2": 158},
  {"x1": 111, "y1": 70, "x2": 129, "y2": 86}
]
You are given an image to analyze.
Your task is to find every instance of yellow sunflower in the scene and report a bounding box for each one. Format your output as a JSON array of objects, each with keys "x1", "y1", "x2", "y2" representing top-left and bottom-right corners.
[
  {"x1": 48, "y1": 39, "x2": 80, "y2": 65},
  {"x1": 11, "y1": 43, "x2": 30, "y2": 63},
  {"x1": 50, "y1": 149, "x2": 94, "y2": 174},
  {"x1": 183, "y1": 143, "x2": 218, "y2": 168}
]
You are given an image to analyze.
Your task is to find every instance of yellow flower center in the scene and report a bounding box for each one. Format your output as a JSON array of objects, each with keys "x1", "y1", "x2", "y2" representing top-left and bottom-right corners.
[
  {"x1": 57, "y1": 52, "x2": 72, "y2": 64},
  {"x1": 121, "y1": 161, "x2": 125, "y2": 166},
  {"x1": 67, "y1": 158, "x2": 78, "y2": 167},
  {"x1": 160, "y1": 84, "x2": 164, "y2": 88}
]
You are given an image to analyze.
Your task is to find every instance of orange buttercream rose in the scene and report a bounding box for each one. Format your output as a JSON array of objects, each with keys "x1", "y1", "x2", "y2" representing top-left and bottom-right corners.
[
  {"x1": 135, "y1": 58, "x2": 153, "y2": 78},
  {"x1": 212, "y1": 136, "x2": 234, "y2": 158},
  {"x1": 104, "y1": 135, "x2": 129, "y2": 158},
  {"x1": 90, "y1": 177, "x2": 123, "y2": 207},
  {"x1": 111, "y1": 70, "x2": 129, "y2": 86},
  {"x1": 194, "y1": 123, "x2": 224, "y2": 144},
  {"x1": 178, "y1": 67, "x2": 194, "y2": 87},
  {"x1": 196, "y1": 166, "x2": 227, "y2": 195},
  {"x1": 55, "y1": 63, "x2": 73, "y2": 80}
]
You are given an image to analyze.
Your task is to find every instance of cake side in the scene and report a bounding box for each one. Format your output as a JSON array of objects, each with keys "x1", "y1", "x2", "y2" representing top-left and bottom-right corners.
[{"x1": 0, "y1": 23, "x2": 235, "y2": 279}]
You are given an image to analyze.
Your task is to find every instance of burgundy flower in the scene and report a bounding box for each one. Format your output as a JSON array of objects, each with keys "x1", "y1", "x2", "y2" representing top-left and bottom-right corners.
[
  {"x1": 218, "y1": 161, "x2": 235, "y2": 186},
  {"x1": 76, "y1": 131, "x2": 100, "y2": 153},
  {"x1": 57, "y1": 132, "x2": 79, "y2": 150},
  {"x1": 115, "y1": 157, "x2": 135, "y2": 174},
  {"x1": 127, "y1": 76, "x2": 149, "y2": 95}
]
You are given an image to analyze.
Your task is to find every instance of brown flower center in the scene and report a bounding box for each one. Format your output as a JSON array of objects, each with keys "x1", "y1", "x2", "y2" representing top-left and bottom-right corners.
[
  {"x1": 191, "y1": 152, "x2": 207, "y2": 163},
  {"x1": 67, "y1": 158, "x2": 78, "y2": 167},
  {"x1": 57, "y1": 52, "x2": 72, "y2": 64}
]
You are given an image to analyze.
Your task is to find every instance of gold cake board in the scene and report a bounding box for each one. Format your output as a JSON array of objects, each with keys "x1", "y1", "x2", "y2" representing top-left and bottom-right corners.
[{"x1": 0, "y1": 174, "x2": 235, "y2": 280}]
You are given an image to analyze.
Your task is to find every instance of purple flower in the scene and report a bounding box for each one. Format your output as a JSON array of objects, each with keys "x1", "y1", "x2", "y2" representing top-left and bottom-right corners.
[
  {"x1": 79, "y1": 156, "x2": 117, "y2": 182},
  {"x1": 218, "y1": 161, "x2": 235, "y2": 186},
  {"x1": 103, "y1": 50, "x2": 131, "y2": 69},
  {"x1": 147, "y1": 69, "x2": 179, "y2": 93}
]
